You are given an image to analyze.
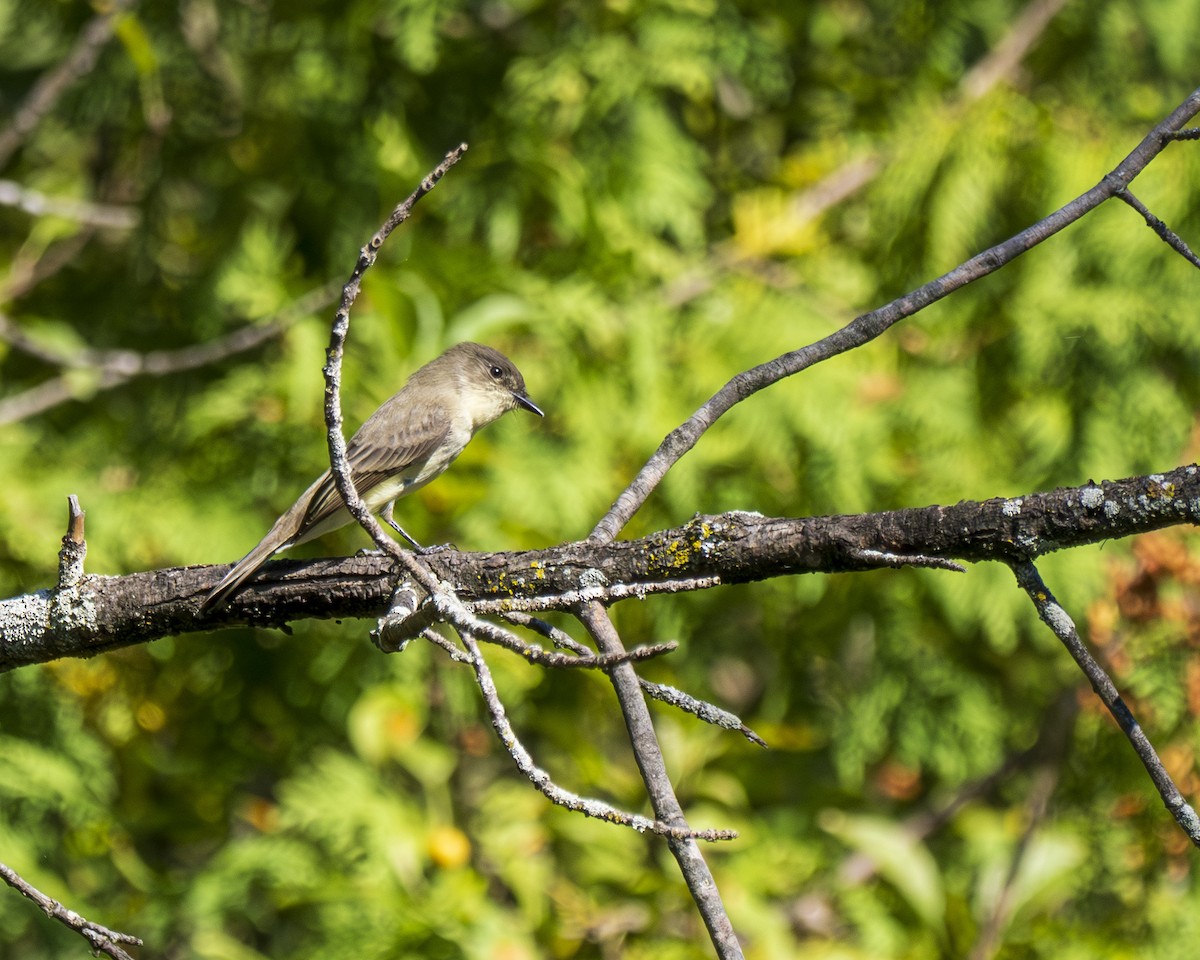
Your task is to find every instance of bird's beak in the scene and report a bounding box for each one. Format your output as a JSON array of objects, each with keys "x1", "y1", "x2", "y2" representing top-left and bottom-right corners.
[{"x1": 514, "y1": 392, "x2": 545, "y2": 417}]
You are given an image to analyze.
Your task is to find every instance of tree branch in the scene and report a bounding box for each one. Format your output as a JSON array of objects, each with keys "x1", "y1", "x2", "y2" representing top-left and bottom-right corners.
[
  {"x1": 578, "y1": 602, "x2": 744, "y2": 959},
  {"x1": 590, "y1": 84, "x2": 1200, "y2": 544},
  {"x1": 0, "y1": 282, "x2": 340, "y2": 425},
  {"x1": 454, "y1": 624, "x2": 735, "y2": 842},
  {"x1": 5, "y1": 465, "x2": 1200, "y2": 670},
  {"x1": 0, "y1": 0, "x2": 136, "y2": 168}
]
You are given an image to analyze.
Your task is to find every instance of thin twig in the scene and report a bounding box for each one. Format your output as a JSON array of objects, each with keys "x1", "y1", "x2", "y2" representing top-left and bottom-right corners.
[
  {"x1": 0, "y1": 179, "x2": 139, "y2": 228},
  {"x1": 470, "y1": 575, "x2": 723, "y2": 615},
  {"x1": 1011, "y1": 560, "x2": 1200, "y2": 846},
  {"x1": 502, "y1": 611, "x2": 764, "y2": 744},
  {"x1": 500, "y1": 611, "x2": 586, "y2": 649},
  {"x1": 641, "y1": 680, "x2": 767, "y2": 747},
  {"x1": 0, "y1": 281, "x2": 340, "y2": 425},
  {"x1": 0, "y1": 0, "x2": 136, "y2": 168},
  {"x1": 966, "y1": 764, "x2": 1060, "y2": 960},
  {"x1": 0, "y1": 862, "x2": 142, "y2": 960},
  {"x1": 320, "y1": 145, "x2": 468, "y2": 597},
  {"x1": 505, "y1": 639, "x2": 678, "y2": 669},
  {"x1": 960, "y1": 0, "x2": 1071, "y2": 100},
  {"x1": 431, "y1": 588, "x2": 675, "y2": 668},
  {"x1": 500, "y1": 611, "x2": 678, "y2": 666},
  {"x1": 1115, "y1": 188, "x2": 1200, "y2": 269},
  {"x1": 455, "y1": 626, "x2": 735, "y2": 841},
  {"x1": 371, "y1": 572, "x2": 723, "y2": 649},
  {"x1": 851, "y1": 549, "x2": 967, "y2": 573},
  {"x1": 578, "y1": 601, "x2": 744, "y2": 959},
  {"x1": 420, "y1": 627, "x2": 474, "y2": 663},
  {"x1": 590, "y1": 85, "x2": 1200, "y2": 544}
]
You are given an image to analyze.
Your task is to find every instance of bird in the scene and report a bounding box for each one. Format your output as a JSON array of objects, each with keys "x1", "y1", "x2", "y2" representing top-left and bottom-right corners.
[{"x1": 200, "y1": 341, "x2": 543, "y2": 612}]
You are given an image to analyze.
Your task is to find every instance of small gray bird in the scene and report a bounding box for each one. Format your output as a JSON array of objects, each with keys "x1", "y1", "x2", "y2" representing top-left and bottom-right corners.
[{"x1": 201, "y1": 342, "x2": 543, "y2": 612}]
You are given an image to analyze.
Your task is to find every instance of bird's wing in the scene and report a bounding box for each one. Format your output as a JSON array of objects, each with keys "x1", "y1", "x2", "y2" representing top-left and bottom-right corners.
[{"x1": 299, "y1": 401, "x2": 452, "y2": 532}]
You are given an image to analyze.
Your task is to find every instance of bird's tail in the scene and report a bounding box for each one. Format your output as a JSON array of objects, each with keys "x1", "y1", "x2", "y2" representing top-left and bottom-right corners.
[
  {"x1": 201, "y1": 486, "x2": 324, "y2": 614},
  {"x1": 200, "y1": 474, "x2": 326, "y2": 613},
  {"x1": 199, "y1": 534, "x2": 286, "y2": 613}
]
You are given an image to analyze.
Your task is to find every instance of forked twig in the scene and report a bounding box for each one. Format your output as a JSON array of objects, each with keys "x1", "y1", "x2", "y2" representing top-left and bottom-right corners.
[
  {"x1": 503, "y1": 611, "x2": 766, "y2": 745},
  {"x1": 455, "y1": 625, "x2": 736, "y2": 842},
  {"x1": 579, "y1": 601, "x2": 744, "y2": 959}
]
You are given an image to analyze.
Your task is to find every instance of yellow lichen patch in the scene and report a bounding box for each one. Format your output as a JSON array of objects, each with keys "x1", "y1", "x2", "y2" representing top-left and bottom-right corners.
[
  {"x1": 1147, "y1": 476, "x2": 1177, "y2": 499},
  {"x1": 644, "y1": 520, "x2": 716, "y2": 575}
]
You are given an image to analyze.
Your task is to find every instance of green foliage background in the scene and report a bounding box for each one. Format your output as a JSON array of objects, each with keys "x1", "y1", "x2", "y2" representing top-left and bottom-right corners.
[{"x1": 3, "y1": 0, "x2": 1200, "y2": 956}]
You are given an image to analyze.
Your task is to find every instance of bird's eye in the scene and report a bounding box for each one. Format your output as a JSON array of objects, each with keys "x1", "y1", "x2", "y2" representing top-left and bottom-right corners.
[{"x1": 489, "y1": 365, "x2": 504, "y2": 380}]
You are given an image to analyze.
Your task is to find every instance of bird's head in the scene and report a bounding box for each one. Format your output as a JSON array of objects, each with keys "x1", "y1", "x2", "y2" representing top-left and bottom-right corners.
[{"x1": 445, "y1": 342, "x2": 544, "y2": 428}]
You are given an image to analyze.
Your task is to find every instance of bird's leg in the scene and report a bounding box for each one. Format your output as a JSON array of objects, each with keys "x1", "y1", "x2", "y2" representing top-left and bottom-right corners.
[
  {"x1": 380, "y1": 501, "x2": 424, "y2": 550},
  {"x1": 378, "y1": 501, "x2": 458, "y2": 555}
]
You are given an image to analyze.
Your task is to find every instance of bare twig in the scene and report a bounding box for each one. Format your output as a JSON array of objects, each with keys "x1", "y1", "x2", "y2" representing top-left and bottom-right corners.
[
  {"x1": 372, "y1": 572, "x2": 702, "y2": 656},
  {"x1": 0, "y1": 179, "x2": 139, "y2": 228},
  {"x1": 967, "y1": 764, "x2": 1060, "y2": 960},
  {"x1": 641, "y1": 680, "x2": 767, "y2": 747},
  {"x1": 578, "y1": 601, "x2": 744, "y2": 959},
  {"x1": 508, "y1": 639, "x2": 678, "y2": 670},
  {"x1": 0, "y1": 280, "x2": 340, "y2": 425},
  {"x1": 0, "y1": 0, "x2": 137, "y2": 168},
  {"x1": 1011, "y1": 561, "x2": 1200, "y2": 846},
  {"x1": 500, "y1": 611, "x2": 679, "y2": 666},
  {"x1": 960, "y1": 0, "x2": 1071, "y2": 100},
  {"x1": 319, "y1": 145, "x2": 468, "y2": 598},
  {"x1": 471, "y1": 575, "x2": 723, "y2": 615},
  {"x1": 591, "y1": 85, "x2": 1200, "y2": 544},
  {"x1": 428, "y1": 586, "x2": 674, "y2": 669},
  {"x1": 850, "y1": 549, "x2": 967, "y2": 573},
  {"x1": 371, "y1": 573, "x2": 724, "y2": 648},
  {"x1": 500, "y1": 611, "x2": 586, "y2": 649},
  {"x1": 1115, "y1": 188, "x2": 1200, "y2": 269},
  {"x1": 0, "y1": 862, "x2": 142, "y2": 960},
  {"x1": 56, "y1": 495, "x2": 86, "y2": 588},
  {"x1": 420, "y1": 627, "x2": 474, "y2": 663},
  {"x1": 503, "y1": 612, "x2": 765, "y2": 744},
  {"x1": 456, "y1": 626, "x2": 735, "y2": 842}
]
